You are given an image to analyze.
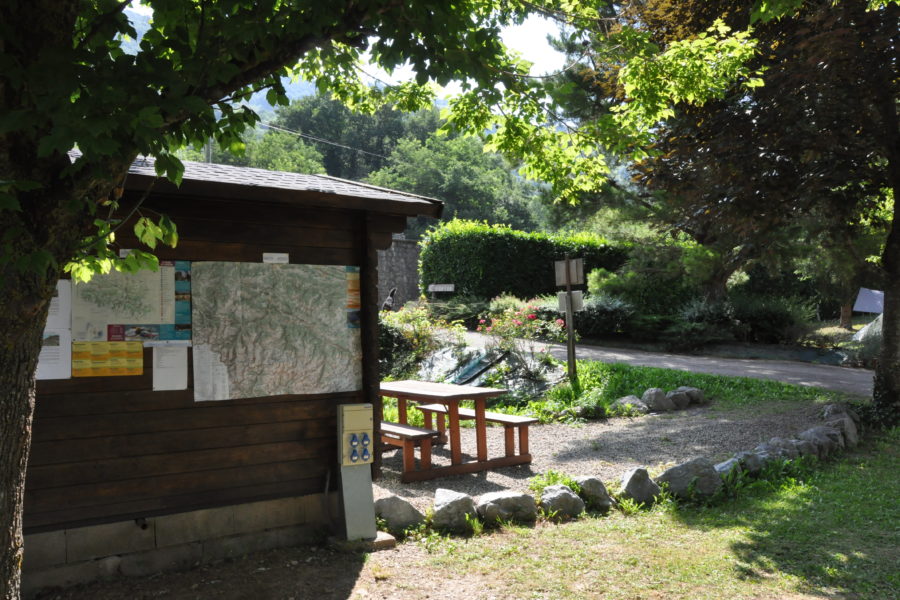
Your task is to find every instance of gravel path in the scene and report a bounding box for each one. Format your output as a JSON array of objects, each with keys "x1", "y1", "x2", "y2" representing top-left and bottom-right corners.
[
  {"x1": 463, "y1": 331, "x2": 875, "y2": 397},
  {"x1": 374, "y1": 401, "x2": 822, "y2": 512}
]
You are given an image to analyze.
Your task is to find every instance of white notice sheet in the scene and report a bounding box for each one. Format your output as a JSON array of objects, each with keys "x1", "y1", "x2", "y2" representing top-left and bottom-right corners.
[
  {"x1": 46, "y1": 280, "x2": 72, "y2": 330},
  {"x1": 152, "y1": 346, "x2": 189, "y2": 391},
  {"x1": 36, "y1": 328, "x2": 72, "y2": 380}
]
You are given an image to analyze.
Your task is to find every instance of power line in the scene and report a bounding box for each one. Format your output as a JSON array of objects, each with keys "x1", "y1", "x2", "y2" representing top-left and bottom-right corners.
[{"x1": 260, "y1": 122, "x2": 390, "y2": 161}]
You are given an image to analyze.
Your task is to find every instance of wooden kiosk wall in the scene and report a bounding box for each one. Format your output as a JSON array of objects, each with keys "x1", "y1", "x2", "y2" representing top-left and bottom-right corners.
[{"x1": 25, "y1": 194, "x2": 400, "y2": 533}]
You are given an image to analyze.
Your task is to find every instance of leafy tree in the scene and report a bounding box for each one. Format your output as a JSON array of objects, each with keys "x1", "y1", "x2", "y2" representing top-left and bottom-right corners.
[
  {"x1": 2, "y1": 0, "x2": 877, "y2": 595},
  {"x1": 367, "y1": 135, "x2": 539, "y2": 237},
  {"x1": 272, "y1": 95, "x2": 441, "y2": 180},
  {"x1": 0, "y1": 1, "x2": 548, "y2": 595}
]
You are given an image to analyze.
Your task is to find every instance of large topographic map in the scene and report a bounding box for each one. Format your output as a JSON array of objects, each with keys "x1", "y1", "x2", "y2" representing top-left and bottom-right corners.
[{"x1": 191, "y1": 262, "x2": 362, "y2": 401}]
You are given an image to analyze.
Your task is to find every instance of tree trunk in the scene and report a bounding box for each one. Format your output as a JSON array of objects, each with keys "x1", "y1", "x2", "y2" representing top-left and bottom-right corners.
[
  {"x1": 0, "y1": 274, "x2": 55, "y2": 600},
  {"x1": 839, "y1": 302, "x2": 854, "y2": 330},
  {"x1": 873, "y1": 194, "x2": 899, "y2": 426}
]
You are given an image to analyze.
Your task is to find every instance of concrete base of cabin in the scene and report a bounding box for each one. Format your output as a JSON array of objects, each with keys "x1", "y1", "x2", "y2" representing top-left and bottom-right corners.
[{"x1": 22, "y1": 492, "x2": 340, "y2": 598}]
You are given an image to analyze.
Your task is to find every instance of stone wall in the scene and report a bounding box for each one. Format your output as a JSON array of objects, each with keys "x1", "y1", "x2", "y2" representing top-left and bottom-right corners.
[
  {"x1": 23, "y1": 492, "x2": 339, "y2": 598},
  {"x1": 377, "y1": 236, "x2": 420, "y2": 310}
]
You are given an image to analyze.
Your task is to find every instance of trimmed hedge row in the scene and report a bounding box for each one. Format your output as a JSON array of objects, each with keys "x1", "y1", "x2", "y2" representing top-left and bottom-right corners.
[{"x1": 419, "y1": 220, "x2": 630, "y2": 300}]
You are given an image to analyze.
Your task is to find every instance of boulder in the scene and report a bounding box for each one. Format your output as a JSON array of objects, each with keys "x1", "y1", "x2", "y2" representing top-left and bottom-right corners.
[
  {"x1": 767, "y1": 437, "x2": 800, "y2": 460},
  {"x1": 374, "y1": 495, "x2": 426, "y2": 533},
  {"x1": 797, "y1": 426, "x2": 844, "y2": 459},
  {"x1": 609, "y1": 395, "x2": 650, "y2": 416},
  {"x1": 656, "y1": 457, "x2": 723, "y2": 500},
  {"x1": 666, "y1": 390, "x2": 691, "y2": 410},
  {"x1": 619, "y1": 468, "x2": 660, "y2": 506},
  {"x1": 714, "y1": 457, "x2": 742, "y2": 478},
  {"x1": 822, "y1": 403, "x2": 861, "y2": 427},
  {"x1": 825, "y1": 415, "x2": 859, "y2": 448},
  {"x1": 642, "y1": 388, "x2": 675, "y2": 412},
  {"x1": 476, "y1": 491, "x2": 537, "y2": 524},
  {"x1": 734, "y1": 451, "x2": 765, "y2": 475},
  {"x1": 788, "y1": 438, "x2": 818, "y2": 458},
  {"x1": 575, "y1": 476, "x2": 614, "y2": 512},
  {"x1": 432, "y1": 488, "x2": 477, "y2": 533},
  {"x1": 676, "y1": 386, "x2": 707, "y2": 405},
  {"x1": 539, "y1": 485, "x2": 585, "y2": 520}
]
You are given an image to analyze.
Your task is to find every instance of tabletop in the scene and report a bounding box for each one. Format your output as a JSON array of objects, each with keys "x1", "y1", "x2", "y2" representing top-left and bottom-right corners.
[{"x1": 379, "y1": 380, "x2": 507, "y2": 402}]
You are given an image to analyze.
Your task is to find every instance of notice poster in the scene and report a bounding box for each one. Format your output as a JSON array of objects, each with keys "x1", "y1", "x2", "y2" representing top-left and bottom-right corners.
[
  {"x1": 152, "y1": 346, "x2": 188, "y2": 391},
  {"x1": 36, "y1": 329, "x2": 72, "y2": 380},
  {"x1": 36, "y1": 280, "x2": 74, "y2": 380},
  {"x1": 72, "y1": 264, "x2": 175, "y2": 341},
  {"x1": 46, "y1": 279, "x2": 72, "y2": 330},
  {"x1": 191, "y1": 262, "x2": 362, "y2": 401},
  {"x1": 105, "y1": 261, "x2": 192, "y2": 345},
  {"x1": 72, "y1": 341, "x2": 143, "y2": 377}
]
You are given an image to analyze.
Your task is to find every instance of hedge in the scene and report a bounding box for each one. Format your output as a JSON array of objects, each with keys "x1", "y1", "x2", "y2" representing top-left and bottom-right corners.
[{"x1": 419, "y1": 220, "x2": 630, "y2": 300}]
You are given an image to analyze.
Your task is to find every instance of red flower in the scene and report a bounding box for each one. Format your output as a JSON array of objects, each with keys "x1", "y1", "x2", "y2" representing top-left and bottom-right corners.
[
  {"x1": 527, "y1": 313, "x2": 537, "y2": 320},
  {"x1": 556, "y1": 318, "x2": 565, "y2": 327}
]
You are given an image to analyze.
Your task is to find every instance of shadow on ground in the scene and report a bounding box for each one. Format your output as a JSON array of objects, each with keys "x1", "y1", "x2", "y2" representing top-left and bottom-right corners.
[
  {"x1": 38, "y1": 543, "x2": 368, "y2": 600},
  {"x1": 667, "y1": 432, "x2": 900, "y2": 599}
]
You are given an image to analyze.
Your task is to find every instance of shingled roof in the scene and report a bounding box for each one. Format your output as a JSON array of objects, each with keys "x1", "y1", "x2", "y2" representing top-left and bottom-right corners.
[{"x1": 120, "y1": 154, "x2": 443, "y2": 218}]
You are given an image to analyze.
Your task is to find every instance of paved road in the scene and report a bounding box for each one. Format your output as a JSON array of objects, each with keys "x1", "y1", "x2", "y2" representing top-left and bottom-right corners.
[{"x1": 463, "y1": 332, "x2": 874, "y2": 397}]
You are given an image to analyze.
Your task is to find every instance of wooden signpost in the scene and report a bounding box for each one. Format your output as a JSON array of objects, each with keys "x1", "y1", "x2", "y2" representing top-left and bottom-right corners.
[{"x1": 554, "y1": 256, "x2": 584, "y2": 383}]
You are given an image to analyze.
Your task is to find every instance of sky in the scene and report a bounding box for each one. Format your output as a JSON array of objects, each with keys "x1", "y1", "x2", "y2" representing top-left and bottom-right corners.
[{"x1": 129, "y1": 3, "x2": 566, "y2": 98}]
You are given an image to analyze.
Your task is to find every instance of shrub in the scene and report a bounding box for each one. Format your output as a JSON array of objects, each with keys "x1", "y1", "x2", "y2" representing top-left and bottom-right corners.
[
  {"x1": 419, "y1": 220, "x2": 630, "y2": 300},
  {"x1": 577, "y1": 294, "x2": 636, "y2": 337},
  {"x1": 729, "y1": 294, "x2": 814, "y2": 344},
  {"x1": 425, "y1": 294, "x2": 489, "y2": 330}
]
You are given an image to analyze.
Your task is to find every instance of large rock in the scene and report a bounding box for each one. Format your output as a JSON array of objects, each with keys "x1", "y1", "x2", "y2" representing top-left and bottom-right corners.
[
  {"x1": 476, "y1": 491, "x2": 537, "y2": 523},
  {"x1": 766, "y1": 437, "x2": 800, "y2": 460},
  {"x1": 826, "y1": 415, "x2": 859, "y2": 448},
  {"x1": 666, "y1": 390, "x2": 691, "y2": 410},
  {"x1": 374, "y1": 495, "x2": 426, "y2": 533},
  {"x1": 642, "y1": 388, "x2": 675, "y2": 412},
  {"x1": 735, "y1": 451, "x2": 765, "y2": 475},
  {"x1": 656, "y1": 458, "x2": 723, "y2": 500},
  {"x1": 432, "y1": 488, "x2": 477, "y2": 533},
  {"x1": 822, "y1": 403, "x2": 861, "y2": 427},
  {"x1": 575, "y1": 476, "x2": 614, "y2": 512},
  {"x1": 676, "y1": 386, "x2": 707, "y2": 405},
  {"x1": 714, "y1": 457, "x2": 742, "y2": 478},
  {"x1": 619, "y1": 468, "x2": 660, "y2": 506},
  {"x1": 797, "y1": 426, "x2": 844, "y2": 459},
  {"x1": 788, "y1": 438, "x2": 818, "y2": 458},
  {"x1": 609, "y1": 395, "x2": 650, "y2": 416},
  {"x1": 539, "y1": 485, "x2": 585, "y2": 520}
]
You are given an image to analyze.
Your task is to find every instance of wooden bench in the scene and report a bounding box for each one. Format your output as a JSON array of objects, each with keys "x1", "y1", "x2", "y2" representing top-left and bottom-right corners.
[
  {"x1": 380, "y1": 421, "x2": 440, "y2": 477},
  {"x1": 414, "y1": 403, "x2": 538, "y2": 458}
]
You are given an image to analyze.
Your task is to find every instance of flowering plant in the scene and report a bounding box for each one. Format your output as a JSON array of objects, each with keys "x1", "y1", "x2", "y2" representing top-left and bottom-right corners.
[{"x1": 479, "y1": 301, "x2": 569, "y2": 382}]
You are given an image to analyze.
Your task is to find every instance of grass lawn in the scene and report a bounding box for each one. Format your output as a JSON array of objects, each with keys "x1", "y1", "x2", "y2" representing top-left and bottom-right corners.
[{"x1": 379, "y1": 428, "x2": 898, "y2": 600}]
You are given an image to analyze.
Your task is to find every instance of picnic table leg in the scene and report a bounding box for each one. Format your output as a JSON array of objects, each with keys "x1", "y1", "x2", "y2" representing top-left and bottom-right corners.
[
  {"x1": 475, "y1": 398, "x2": 487, "y2": 462},
  {"x1": 420, "y1": 438, "x2": 432, "y2": 470},
  {"x1": 436, "y1": 413, "x2": 447, "y2": 444},
  {"x1": 504, "y1": 425, "x2": 515, "y2": 457},
  {"x1": 448, "y1": 403, "x2": 462, "y2": 465},
  {"x1": 519, "y1": 425, "x2": 530, "y2": 456},
  {"x1": 397, "y1": 397, "x2": 407, "y2": 424}
]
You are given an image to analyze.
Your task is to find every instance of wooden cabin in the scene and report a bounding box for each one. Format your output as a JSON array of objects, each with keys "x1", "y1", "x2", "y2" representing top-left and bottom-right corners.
[{"x1": 23, "y1": 157, "x2": 441, "y2": 594}]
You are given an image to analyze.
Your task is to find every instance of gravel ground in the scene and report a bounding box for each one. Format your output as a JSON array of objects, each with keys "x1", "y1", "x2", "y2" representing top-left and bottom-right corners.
[{"x1": 374, "y1": 402, "x2": 823, "y2": 511}]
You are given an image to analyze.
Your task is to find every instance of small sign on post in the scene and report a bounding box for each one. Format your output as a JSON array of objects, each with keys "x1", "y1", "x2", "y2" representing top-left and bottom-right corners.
[
  {"x1": 427, "y1": 283, "x2": 455, "y2": 293},
  {"x1": 555, "y1": 255, "x2": 583, "y2": 384},
  {"x1": 555, "y1": 258, "x2": 584, "y2": 287}
]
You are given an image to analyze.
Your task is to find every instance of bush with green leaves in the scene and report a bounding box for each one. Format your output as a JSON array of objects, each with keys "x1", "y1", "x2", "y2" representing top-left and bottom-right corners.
[
  {"x1": 729, "y1": 294, "x2": 814, "y2": 344},
  {"x1": 419, "y1": 219, "x2": 630, "y2": 300}
]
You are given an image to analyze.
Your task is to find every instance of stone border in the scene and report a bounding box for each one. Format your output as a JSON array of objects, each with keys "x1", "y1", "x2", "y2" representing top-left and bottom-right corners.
[{"x1": 375, "y1": 402, "x2": 862, "y2": 535}]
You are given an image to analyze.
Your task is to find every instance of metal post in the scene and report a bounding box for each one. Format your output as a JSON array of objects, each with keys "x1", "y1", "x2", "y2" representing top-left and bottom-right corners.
[{"x1": 564, "y1": 254, "x2": 577, "y2": 383}]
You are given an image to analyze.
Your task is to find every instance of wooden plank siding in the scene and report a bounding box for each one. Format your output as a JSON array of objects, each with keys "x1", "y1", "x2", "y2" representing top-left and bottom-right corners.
[{"x1": 24, "y1": 192, "x2": 405, "y2": 533}]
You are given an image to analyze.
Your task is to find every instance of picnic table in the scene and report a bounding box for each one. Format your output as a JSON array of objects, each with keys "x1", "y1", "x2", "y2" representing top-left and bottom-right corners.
[{"x1": 379, "y1": 380, "x2": 537, "y2": 482}]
